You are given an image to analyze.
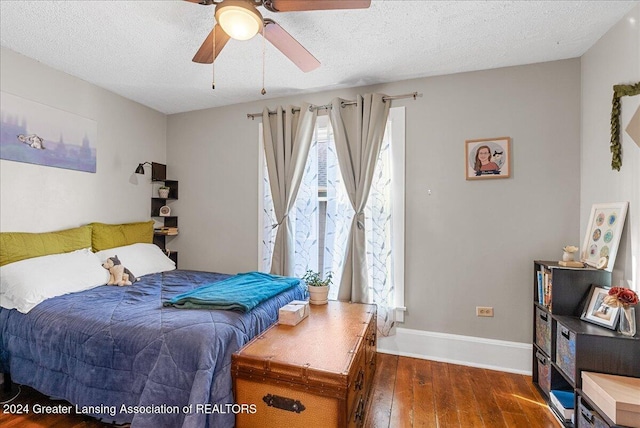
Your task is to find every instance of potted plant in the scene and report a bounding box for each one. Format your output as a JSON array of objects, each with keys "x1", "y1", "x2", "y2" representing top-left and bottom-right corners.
[
  {"x1": 302, "y1": 270, "x2": 332, "y2": 305},
  {"x1": 604, "y1": 286, "x2": 638, "y2": 336},
  {"x1": 158, "y1": 186, "x2": 170, "y2": 198}
]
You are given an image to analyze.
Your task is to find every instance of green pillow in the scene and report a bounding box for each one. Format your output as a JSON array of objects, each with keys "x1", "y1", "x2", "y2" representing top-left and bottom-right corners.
[
  {"x1": 0, "y1": 225, "x2": 92, "y2": 267},
  {"x1": 90, "y1": 221, "x2": 154, "y2": 252}
]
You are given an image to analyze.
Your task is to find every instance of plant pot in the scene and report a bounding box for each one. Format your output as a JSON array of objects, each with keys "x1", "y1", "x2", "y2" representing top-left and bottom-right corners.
[
  {"x1": 562, "y1": 251, "x2": 575, "y2": 262},
  {"x1": 158, "y1": 188, "x2": 170, "y2": 199},
  {"x1": 308, "y1": 285, "x2": 329, "y2": 305}
]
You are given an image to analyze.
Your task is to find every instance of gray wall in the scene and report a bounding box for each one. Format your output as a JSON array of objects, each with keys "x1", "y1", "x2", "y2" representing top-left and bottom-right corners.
[
  {"x1": 1, "y1": 7, "x2": 635, "y2": 349},
  {"x1": 168, "y1": 59, "x2": 582, "y2": 343},
  {"x1": 0, "y1": 48, "x2": 167, "y2": 233},
  {"x1": 581, "y1": 4, "x2": 639, "y2": 289}
]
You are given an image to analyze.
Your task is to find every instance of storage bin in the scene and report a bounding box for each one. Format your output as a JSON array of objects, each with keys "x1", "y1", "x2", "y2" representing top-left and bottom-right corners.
[
  {"x1": 577, "y1": 396, "x2": 610, "y2": 428},
  {"x1": 535, "y1": 307, "x2": 552, "y2": 356},
  {"x1": 556, "y1": 321, "x2": 576, "y2": 383},
  {"x1": 535, "y1": 350, "x2": 551, "y2": 395}
]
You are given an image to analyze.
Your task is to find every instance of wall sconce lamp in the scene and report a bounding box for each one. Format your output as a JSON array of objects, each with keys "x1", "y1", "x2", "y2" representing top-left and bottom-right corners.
[{"x1": 135, "y1": 162, "x2": 152, "y2": 174}]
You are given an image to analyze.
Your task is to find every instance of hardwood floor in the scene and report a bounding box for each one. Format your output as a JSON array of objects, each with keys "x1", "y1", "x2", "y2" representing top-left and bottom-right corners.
[
  {"x1": 1, "y1": 354, "x2": 559, "y2": 427},
  {"x1": 364, "y1": 354, "x2": 560, "y2": 428}
]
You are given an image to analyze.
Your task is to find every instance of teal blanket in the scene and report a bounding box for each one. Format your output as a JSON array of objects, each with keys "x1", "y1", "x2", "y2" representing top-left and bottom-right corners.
[{"x1": 163, "y1": 271, "x2": 301, "y2": 312}]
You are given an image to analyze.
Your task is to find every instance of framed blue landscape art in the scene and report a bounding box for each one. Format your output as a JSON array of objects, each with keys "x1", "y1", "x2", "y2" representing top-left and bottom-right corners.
[{"x1": 0, "y1": 91, "x2": 97, "y2": 173}]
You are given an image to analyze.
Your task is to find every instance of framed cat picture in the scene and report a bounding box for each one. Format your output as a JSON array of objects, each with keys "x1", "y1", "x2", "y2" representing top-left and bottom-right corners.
[{"x1": 465, "y1": 137, "x2": 511, "y2": 180}]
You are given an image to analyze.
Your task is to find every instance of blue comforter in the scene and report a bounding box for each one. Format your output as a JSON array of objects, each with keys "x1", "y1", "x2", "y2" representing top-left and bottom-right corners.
[
  {"x1": 0, "y1": 270, "x2": 305, "y2": 428},
  {"x1": 164, "y1": 271, "x2": 301, "y2": 311}
]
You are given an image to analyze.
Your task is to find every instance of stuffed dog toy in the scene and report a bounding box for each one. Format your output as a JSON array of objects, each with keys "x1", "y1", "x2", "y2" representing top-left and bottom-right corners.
[{"x1": 102, "y1": 255, "x2": 137, "y2": 286}]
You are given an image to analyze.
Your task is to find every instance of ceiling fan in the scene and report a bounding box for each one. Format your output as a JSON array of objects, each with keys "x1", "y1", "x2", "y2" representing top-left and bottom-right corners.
[{"x1": 185, "y1": 0, "x2": 372, "y2": 73}]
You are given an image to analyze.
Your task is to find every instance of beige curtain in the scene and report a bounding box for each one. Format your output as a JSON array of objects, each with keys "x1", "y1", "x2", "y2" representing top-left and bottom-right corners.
[
  {"x1": 329, "y1": 94, "x2": 390, "y2": 302},
  {"x1": 263, "y1": 103, "x2": 317, "y2": 276}
]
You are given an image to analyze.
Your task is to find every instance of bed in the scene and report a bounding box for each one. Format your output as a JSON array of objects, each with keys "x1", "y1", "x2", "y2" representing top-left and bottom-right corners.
[{"x1": 0, "y1": 224, "x2": 305, "y2": 428}]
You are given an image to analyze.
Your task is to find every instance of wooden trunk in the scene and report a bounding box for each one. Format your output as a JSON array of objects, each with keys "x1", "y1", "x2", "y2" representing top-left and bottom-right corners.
[{"x1": 232, "y1": 301, "x2": 377, "y2": 428}]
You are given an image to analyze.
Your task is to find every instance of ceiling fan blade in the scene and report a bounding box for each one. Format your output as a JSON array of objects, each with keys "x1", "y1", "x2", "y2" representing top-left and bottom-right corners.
[
  {"x1": 262, "y1": 20, "x2": 320, "y2": 72},
  {"x1": 183, "y1": 0, "x2": 214, "y2": 5},
  {"x1": 267, "y1": 0, "x2": 371, "y2": 12},
  {"x1": 192, "y1": 25, "x2": 231, "y2": 64}
]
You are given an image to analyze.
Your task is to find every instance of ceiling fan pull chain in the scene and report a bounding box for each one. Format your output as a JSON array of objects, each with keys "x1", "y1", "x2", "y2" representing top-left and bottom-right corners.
[
  {"x1": 261, "y1": 25, "x2": 267, "y2": 96},
  {"x1": 211, "y1": 10, "x2": 216, "y2": 90}
]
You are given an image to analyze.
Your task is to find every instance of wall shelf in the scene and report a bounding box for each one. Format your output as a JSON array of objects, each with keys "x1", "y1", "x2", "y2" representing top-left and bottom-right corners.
[{"x1": 150, "y1": 163, "x2": 178, "y2": 267}]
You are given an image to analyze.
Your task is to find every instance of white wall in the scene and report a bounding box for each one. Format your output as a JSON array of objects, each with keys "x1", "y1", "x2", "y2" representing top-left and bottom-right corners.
[
  {"x1": 581, "y1": 5, "x2": 640, "y2": 290},
  {"x1": 168, "y1": 59, "x2": 582, "y2": 345},
  {"x1": 0, "y1": 48, "x2": 167, "y2": 232}
]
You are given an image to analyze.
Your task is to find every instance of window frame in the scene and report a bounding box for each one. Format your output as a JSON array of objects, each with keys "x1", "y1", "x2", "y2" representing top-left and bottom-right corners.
[{"x1": 257, "y1": 106, "x2": 406, "y2": 322}]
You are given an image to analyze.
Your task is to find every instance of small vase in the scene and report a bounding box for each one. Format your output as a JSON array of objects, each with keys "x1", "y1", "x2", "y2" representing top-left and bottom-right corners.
[
  {"x1": 308, "y1": 285, "x2": 329, "y2": 305},
  {"x1": 158, "y1": 188, "x2": 170, "y2": 199},
  {"x1": 562, "y1": 251, "x2": 575, "y2": 262},
  {"x1": 618, "y1": 307, "x2": 636, "y2": 337}
]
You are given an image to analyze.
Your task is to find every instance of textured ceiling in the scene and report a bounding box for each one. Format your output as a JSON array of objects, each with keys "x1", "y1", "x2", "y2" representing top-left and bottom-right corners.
[{"x1": 1, "y1": 1, "x2": 637, "y2": 114}]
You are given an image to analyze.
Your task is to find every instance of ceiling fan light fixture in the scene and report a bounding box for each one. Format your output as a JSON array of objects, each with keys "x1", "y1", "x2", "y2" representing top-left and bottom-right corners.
[{"x1": 215, "y1": 1, "x2": 263, "y2": 41}]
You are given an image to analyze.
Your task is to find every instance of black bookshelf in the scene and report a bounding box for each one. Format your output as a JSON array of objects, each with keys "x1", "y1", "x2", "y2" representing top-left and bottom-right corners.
[{"x1": 532, "y1": 261, "x2": 640, "y2": 427}]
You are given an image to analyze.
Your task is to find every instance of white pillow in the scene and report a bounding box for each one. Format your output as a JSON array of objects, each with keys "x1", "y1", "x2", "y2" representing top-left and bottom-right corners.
[
  {"x1": 94, "y1": 243, "x2": 176, "y2": 278},
  {"x1": 0, "y1": 248, "x2": 109, "y2": 314}
]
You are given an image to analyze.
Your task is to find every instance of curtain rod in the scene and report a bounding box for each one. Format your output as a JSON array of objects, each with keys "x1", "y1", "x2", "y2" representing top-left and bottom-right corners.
[{"x1": 246, "y1": 92, "x2": 421, "y2": 120}]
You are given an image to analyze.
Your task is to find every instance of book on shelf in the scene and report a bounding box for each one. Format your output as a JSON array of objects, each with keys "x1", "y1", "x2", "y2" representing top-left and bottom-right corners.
[
  {"x1": 536, "y1": 271, "x2": 544, "y2": 305},
  {"x1": 558, "y1": 260, "x2": 584, "y2": 268},
  {"x1": 537, "y1": 267, "x2": 552, "y2": 310},
  {"x1": 545, "y1": 273, "x2": 552, "y2": 311},
  {"x1": 155, "y1": 227, "x2": 179, "y2": 236},
  {"x1": 549, "y1": 390, "x2": 574, "y2": 422}
]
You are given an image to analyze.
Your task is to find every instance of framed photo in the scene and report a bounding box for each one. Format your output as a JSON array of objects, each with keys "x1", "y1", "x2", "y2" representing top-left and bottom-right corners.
[
  {"x1": 465, "y1": 137, "x2": 511, "y2": 180},
  {"x1": 580, "y1": 285, "x2": 620, "y2": 330},
  {"x1": 581, "y1": 202, "x2": 628, "y2": 271}
]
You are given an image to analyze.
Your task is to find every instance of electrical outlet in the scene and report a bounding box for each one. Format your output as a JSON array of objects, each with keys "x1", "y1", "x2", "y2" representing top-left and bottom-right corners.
[{"x1": 476, "y1": 306, "x2": 494, "y2": 317}]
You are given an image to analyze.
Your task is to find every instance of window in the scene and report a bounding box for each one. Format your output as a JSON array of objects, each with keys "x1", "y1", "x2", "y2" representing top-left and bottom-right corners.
[{"x1": 258, "y1": 107, "x2": 405, "y2": 320}]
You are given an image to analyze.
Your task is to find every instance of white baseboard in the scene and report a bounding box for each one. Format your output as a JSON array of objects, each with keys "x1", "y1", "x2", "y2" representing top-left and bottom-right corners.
[{"x1": 377, "y1": 327, "x2": 532, "y2": 375}]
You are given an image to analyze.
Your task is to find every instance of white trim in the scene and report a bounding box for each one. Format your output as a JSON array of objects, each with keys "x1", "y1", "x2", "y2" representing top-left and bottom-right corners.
[
  {"x1": 394, "y1": 306, "x2": 407, "y2": 323},
  {"x1": 377, "y1": 327, "x2": 532, "y2": 375},
  {"x1": 389, "y1": 106, "x2": 405, "y2": 322}
]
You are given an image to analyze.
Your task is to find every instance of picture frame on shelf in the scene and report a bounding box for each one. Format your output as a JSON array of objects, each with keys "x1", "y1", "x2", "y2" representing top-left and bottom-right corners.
[
  {"x1": 580, "y1": 285, "x2": 620, "y2": 330},
  {"x1": 464, "y1": 136, "x2": 511, "y2": 180},
  {"x1": 580, "y1": 202, "x2": 628, "y2": 271}
]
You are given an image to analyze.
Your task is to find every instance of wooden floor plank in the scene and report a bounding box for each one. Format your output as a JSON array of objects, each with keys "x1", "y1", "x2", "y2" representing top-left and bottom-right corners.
[
  {"x1": 449, "y1": 364, "x2": 485, "y2": 427},
  {"x1": 462, "y1": 366, "x2": 508, "y2": 428},
  {"x1": 431, "y1": 361, "x2": 461, "y2": 427},
  {"x1": 408, "y1": 357, "x2": 437, "y2": 428},
  {"x1": 490, "y1": 370, "x2": 525, "y2": 415},
  {"x1": 363, "y1": 353, "x2": 397, "y2": 428},
  {"x1": 509, "y1": 371, "x2": 560, "y2": 428},
  {"x1": 502, "y1": 411, "x2": 532, "y2": 427},
  {"x1": 389, "y1": 355, "x2": 416, "y2": 427}
]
